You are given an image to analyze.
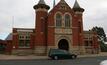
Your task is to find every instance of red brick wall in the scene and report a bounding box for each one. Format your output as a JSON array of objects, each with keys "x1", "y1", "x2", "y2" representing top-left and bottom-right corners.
[
  {"x1": 34, "y1": 10, "x2": 48, "y2": 46},
  {"x1": 13, "y1": 29, "x2": 19, "y2": 49},
  {"x1": 92, "y1": 32, "x2": 99, "y2": 49},
  {"x1": 47, "y1": 10, "x2": 55, "y2": 46},
  {"x1": 47, "y1": 2, "x2": 84, "y2": 47},
  {"x1": 72, "y1": 13, "x2": 84, "y2": 46},
  {"x1": 30, "y1": 33, "x2": 35, "y2": 49},
  {"x1": 13, "y1": 28, "x2": 35, "y2": 49},
  {"x1": 6, "y1": 40, "x2": 13, "y2": 54}
]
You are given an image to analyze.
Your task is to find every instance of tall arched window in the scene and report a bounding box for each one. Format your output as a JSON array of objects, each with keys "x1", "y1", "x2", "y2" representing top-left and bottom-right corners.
[
  {"x1": 56, "y1": 13, "x2": 62, "y2": 27},
  {"x1": 65, "y1": 14, "x2": 70, "y2": 28}
]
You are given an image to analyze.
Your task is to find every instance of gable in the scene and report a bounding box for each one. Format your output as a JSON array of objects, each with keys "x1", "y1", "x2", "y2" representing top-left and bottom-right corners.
[
  {"x1": 49, "y1": 0, "x2": 74, "y2": 14},
  {"x1": 47, "y1": 0, "x2": 74, "y2": 26}
]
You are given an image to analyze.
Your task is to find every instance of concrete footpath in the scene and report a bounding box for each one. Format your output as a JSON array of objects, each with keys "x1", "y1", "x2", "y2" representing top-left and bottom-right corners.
[
  {"x1": 0, "y1": 55, "x2": 48, "y2": 60},
  {"x1": 0, "y1": 52, "x2": 107, "y2": 60},
  {"x1": 79, "y1": 52, "x2": 107, "y2": 57}
]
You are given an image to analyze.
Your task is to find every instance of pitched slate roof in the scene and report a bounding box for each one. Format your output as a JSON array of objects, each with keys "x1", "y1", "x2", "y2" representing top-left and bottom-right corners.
[
  {"x1": 5, "y1": 33, "x2": 12, "y2": 40},
  {"x1": 73, "y1": 0, "x2": 84, "y2": 12}
]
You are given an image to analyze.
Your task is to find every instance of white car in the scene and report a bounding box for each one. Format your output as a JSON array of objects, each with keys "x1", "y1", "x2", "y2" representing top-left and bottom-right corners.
[{"x1": 100, "y1": 60, "x2": 107, "y2": 65}]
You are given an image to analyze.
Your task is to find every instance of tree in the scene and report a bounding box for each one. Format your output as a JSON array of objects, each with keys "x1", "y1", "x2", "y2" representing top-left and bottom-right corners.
[
  {"x1": 92, "y1": 26, "x2": 107, "y2": 41},
  {"x1": 92, "y1": 26, "x2": 107, "y2": 52}
]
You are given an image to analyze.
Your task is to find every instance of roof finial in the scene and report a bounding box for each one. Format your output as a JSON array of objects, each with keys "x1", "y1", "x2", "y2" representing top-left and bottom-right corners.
[
  {"x1": 38, "y1": 0, "x2": 46, "y2": 4},
  {"x1": 61, "y1": 0, "x2": 64, "y2": 1},
  {"x1": 53, "y1": 0, "x2": 55, "y2": 7},
  {"x1": 33, "y1": 0, "x2": 50, "y2": 10},
  {"x1": 73, "y1": 0, "x2": 81, "y2": 8},
  {"x1": 73, "y1": 0, "x2": 84, "y2": 12},
  {"x1": 60, "y1": 0, "x2": 66, "y2": 4}
]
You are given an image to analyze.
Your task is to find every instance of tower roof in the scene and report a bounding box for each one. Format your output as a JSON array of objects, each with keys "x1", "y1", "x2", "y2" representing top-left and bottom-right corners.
[
  {"x1": 5, "y1": 33, "x2": 12, "y2": 40},
  {"x1": 33, "y1": 0, "x2": 50, "y2": 10},
  {"x1": 38, "y1": 0, "x2": 46, "y2": 5},
  {"x1": 73, "y1": 0, "x2": 84, "y2": 12},
  {"x1": 73, "y1": 0, "x2": 81, "y2": 8}
]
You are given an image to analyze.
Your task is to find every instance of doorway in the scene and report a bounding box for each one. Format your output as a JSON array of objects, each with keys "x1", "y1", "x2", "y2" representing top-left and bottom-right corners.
[{"x1": 58, "y1": 39, "x2": 69, "y2": 51}]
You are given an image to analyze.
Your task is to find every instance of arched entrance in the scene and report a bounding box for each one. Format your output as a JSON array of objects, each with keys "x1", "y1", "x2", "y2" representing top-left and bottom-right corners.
[{"x1": 58, "y1": 39, "x2": 69, "y2": 51}]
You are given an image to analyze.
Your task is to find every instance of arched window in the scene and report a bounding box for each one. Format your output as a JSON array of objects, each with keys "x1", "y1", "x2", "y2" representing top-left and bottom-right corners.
[
  {"x1": 65, "y1": 14, "x2": 70, "y2": 28},
  {"x1": 56, "y1": 13, "x2": 62, "y2": 27}
]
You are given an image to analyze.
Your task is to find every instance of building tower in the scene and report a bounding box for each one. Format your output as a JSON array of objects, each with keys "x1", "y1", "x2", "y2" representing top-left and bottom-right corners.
[
  {"x1": 72, "y1": 0, "x2": 85, "y2": 54},
  {"x1": 33, "y1": 0, "x2": 50, "y2": 55}
]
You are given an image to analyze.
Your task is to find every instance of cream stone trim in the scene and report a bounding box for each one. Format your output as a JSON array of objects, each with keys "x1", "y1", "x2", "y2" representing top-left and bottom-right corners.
[
  {"x1": 13, "y1": 33, "x2": 18, "y2": 35},
  {"x1": 34, "y1": 46, "x2": 47, "y2": 54},
  {"x1": 48, "y1": 26, "x2": 55, "y2": 28},
  {"x1": 12, "y1": 49, "x2": 34, "y2": 55},
  {"x1": 71, "y1": 46, "x2": 85, "y2": 55},
  {"x1": 55, "y1": 33, "x2": 72, "y2": 35},
  {"x1": 75, "y1": 12, "x2": 82, "y2": 14},
  {"x1": 36, "y1": 8, "x2": 48, "y2": 12},
  {"x1": 55, "y1": 35, "x2": 72, "y2": 51},
  {"x1": 72, "y1": 27, "x2": 79, "y2": 29},
  {"x1": 17, "y1": 30, "x2": 33, "y2": 32},
  {"x1": 55, "y1": 28, "x2": 72, "y2": 34}
]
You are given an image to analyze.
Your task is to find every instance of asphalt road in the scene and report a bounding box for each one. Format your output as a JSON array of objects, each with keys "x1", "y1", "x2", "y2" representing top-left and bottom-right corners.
[{"x1": 0, "y1": 56, "x2": 107, "y2": 65}]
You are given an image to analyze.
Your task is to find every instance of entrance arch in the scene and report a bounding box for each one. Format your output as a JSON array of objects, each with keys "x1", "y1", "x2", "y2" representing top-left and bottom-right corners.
[{"x1": 58, "y1": 39, "x2": 69, "y2": 51}]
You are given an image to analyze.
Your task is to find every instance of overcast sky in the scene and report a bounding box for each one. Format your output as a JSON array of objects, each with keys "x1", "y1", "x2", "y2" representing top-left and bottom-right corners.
[{"x1": 0, "y1": 0, "x2": 107, "y2": 40}]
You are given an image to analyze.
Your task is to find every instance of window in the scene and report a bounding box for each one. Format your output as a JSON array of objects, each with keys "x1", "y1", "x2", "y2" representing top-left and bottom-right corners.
[
  {"x1": 26, "y1": 36, "x2": 30, "y2": 40},
  {"x1": 25, "y1": 40, "x2": 30, "y2": 47},
  {"x1": 18, "y1": 33, "x2": 30, "y2": 48},
  {"x1": 85, "y1": 41, "x2": 88, "y2": 46},
  {"x1": 56, "y1": 13, "x2": 62, "y2": 27},
  {"x1": 85, "y1": 41, "x2": 93, "y2": 46},
  {"x1": 65, "y1": 14, "x2": 70, "y2": 28},
  {"x1": 19, "y1": 40, "x2": 24, "y2": 47},
  {"x1": 19, "y1": 35, "x2": 24, "y2": 39}
]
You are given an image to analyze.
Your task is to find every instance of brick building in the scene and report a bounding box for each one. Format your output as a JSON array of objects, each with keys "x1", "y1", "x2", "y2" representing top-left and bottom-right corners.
[
  {"x1": 83, "y1": 31, "x2": 100, "y2": 54},
  {"x1": 5, "y1": 0, "x2": 100, "y2": 55},
  {"x1": 0, "y1": 39, "x2": 12, "y2": 54}
]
